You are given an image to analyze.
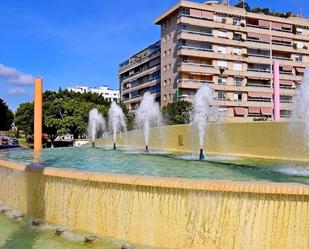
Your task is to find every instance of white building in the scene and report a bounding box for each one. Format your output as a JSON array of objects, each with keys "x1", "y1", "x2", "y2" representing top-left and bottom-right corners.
[{"x1": 66, "y1": 85, "x2": 120, "y2": 102}]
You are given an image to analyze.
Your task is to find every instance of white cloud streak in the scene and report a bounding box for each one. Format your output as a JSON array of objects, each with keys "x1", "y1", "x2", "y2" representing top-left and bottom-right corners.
[
  {"x1": 8, "y1": 87, "x2": 28, "y2": 95},
  {"x1": 0, "y1": 64, "x2": 34, "y2": 85}
]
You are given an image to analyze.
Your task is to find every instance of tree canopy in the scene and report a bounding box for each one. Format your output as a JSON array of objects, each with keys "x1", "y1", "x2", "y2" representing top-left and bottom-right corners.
[
  {"x1": 14, "y1": 90, "x2": 130, "y2": 140},
  {"x1": 0, "y1": 99, "x2": 14, "y2": 131},
  {"x1": 162, "y1": 101, "x2": 192, "y2": 125}
]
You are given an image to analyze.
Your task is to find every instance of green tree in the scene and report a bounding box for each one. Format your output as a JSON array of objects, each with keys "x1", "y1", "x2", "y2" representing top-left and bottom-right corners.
[
  {"x1": 14, "y1": 102, "x2": 34, "y2": 136},
  {"x1": 162, "y1": 101, "x2": 192, "y2": 125},
  {"x1": 0, "y1": 99, "x2": 14, "y2": 131}
]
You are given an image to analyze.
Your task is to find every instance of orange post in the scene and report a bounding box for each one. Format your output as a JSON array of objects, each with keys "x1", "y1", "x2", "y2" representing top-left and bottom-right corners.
[{"x1": 34, "y1": 78, "x2": 43, "y2": 150}]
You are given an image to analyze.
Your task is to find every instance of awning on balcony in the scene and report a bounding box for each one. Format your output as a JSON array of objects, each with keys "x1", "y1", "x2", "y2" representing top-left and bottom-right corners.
[
  {"x1": 247, "y1": 32, "x2": 260, "y2": 39},
  {"x1": 202, "y1": 10, "x2": 214, "y2": 20},
  {"x1": 261, "y1": 107, "x2": 273, "y2": 116},
  {"x1": 260, "y1": 34, "x2": 270, "y2": 43},
  {"x1": 282, "y1": 23, "x2": 292, "y2": 29},
  {"x1": 261, "y1": 92, "x2": 272, "y2": 99},
  {"x1": 248, "y1": 107, "x2": 261, "y2": 114},
  {"x1": 295, "y1": 67, "x2": 305, "y2": 73},
  {"x1": 248, "y1": 92, "x2": 261, "y2": 98},
  {"x1": 234, "y1": 107, "x2": 246, "y2": 116},
  {"x1": 281, "y1": 37, "x2": 292, "y2": 43},
  {"x1": 272, "y1": 22, "x2": 282, "y2": 29},
  {"x1": 190, "y1": 9, "x2": 202, "y2": 17},
  {"x1": 281, "y1": 65, "x2": 293, "y2": 71},
  {"x1": 280, "y1": 80, "x2": 294, "y2": 86},
  {"x1": 259, "y1": 20, "x2": 270, "y2": 28}
]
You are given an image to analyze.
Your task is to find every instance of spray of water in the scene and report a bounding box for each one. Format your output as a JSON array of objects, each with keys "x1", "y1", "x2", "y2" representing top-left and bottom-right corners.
[
  {"x1": 87, "y1": 109, "x2": 106, "y2": 144},
  {"x1": 190, "y1": 84, "x2": 217, "y2": 159},
  {"x1": 108, "y1": 102, "x2": 127, "y2": 149},
  {"x1": 135, "y1": 92, "x2": 163, "y2": 151},
  {"x1": 290, "y1": 68, "x2": 309, "y2": 146}
]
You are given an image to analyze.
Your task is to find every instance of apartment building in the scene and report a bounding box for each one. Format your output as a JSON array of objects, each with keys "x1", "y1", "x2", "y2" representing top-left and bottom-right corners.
[
  {"x1": 66, "y1": 85, "x2": 120, "y2": 102},
  {"x1": 154, "y1": 0, "x2": 309, "y2": 121},
  {"x1": 119, "y1": 41, "x2": 161, "y2": 112}
]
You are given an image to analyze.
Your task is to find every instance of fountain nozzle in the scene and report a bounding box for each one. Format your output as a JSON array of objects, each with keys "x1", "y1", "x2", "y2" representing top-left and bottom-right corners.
[
  {"x1": 113, "y1": 143, "x2": 116, "y2": 150},
  {"x1": 145, "y1": 145, "x2": 149, "y2": 153},
  {"x1": 199, "y1": 149, "x2": 205, "y2": 160},
  {"x1": 92, "y1": 141, "x2": 95, "y2": 148}
]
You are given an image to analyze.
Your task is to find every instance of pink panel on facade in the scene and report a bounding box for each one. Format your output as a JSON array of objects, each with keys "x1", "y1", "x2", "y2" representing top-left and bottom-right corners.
[
  {"x1": 259, "y1": 20, "x2": 270, "y2": 28},
  {"x1": 282, "y1": 65, "x2": 293, "y2": 71},
  {"x1": 248, "y1": 92, "x2": 261, "y2": 98},
  {"x1": 260, "y1": 34, "x2": 270, "y2": 42},
  {"x1": 296, "y1": 67, "x2": 305, "y2": 73},
  {"x1": 248, "y1": 107, "x2": 261, "y2": 114},
  {"x1": 272, "y1": 22, "x2": 282, "y2": 29},
  {"x1": 190, "y1": 9, "x2": 202, "y2": 17},
  {"x1": 273, "y1": 60, "x2": 280, "y2": 121},
  {"x1": 201, "y1": 11, "x2": 213, "y2": 20},
  {"x1": 261, "y1": 92, "x2": 272, "y2": 99},
  {"x1": 282, "y1": 23, "x2": 292, "y2": 29},
  {"x1": 234, "y1": 107, "x2": 246, "y2": 116},
  {"x1": 281, "y1": 37, "x2": 292, "y2": 43},
  {"x1": 261, "y1": 107, "x2": 273, "y2": 116},
  {"x1": 280, "y1": 80, "x2": 293, "y2": 86}
]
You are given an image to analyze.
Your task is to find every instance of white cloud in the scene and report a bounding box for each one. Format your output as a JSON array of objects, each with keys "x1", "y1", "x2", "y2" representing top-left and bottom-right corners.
[
  {"x1": 8, "y1": 87, "x2": 28, "y2": 95},
  {"x1": 0, "y1": 64, "x2": 34, "y2": 85}
]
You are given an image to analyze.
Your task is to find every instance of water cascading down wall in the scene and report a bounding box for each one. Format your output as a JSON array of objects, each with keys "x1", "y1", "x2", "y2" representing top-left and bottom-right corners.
[{"x1": 0, "y1": 122, "x2": 308, "y2": 249}]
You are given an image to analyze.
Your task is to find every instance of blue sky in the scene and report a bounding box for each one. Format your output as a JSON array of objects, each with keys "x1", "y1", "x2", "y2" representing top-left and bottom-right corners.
[{"x1": 0, "y1": 0, "x2": 308, "y2": 111}]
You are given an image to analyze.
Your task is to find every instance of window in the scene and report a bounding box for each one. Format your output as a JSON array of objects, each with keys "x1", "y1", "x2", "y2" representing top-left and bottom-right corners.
[
  {"x1": 168, "y1": 49, "x2": 172, "y2": 56},
  {"x1": 233, "y1": 33, "x2": 242, "y2": 41},
  {"x1": 217, "y1": 46, "x2": 227, "y2": 54},
  {"x1": 218, "y1": 76, "x2": 227, "y2": 85},
  {"x1": 295, "y1": 55, "x2": 303, "y2": 62},
  {"x1": 163, "y1": 80, "x2": 167, "y2": 87},
  {"x1": 233, "y1": 17, "x2": 241, "y2": 26},
  {"x1": 233, "y1": 47, "x2": 242, "y2": 55},
  {"x1": 217, "y1": 60, "x2": 228, "y2": 69},
  {"x1": 233, "y1": 63, "x2": 242, "y2": 71},
  {"x1": 218, "y1": 108, "x2": 228, "y2": 118},
  {"x1": 168, "y1": 64, "x2": 171, "y2": 71},
  {"x1": 217, "y1": 30, "x2": 228, "y2": 38},
  {"x1": 163, "y1": 36, "x2": 167, "y2": 43},
  {"x1": 233, "y1": 92, "x2": 242, "y2": 101},
  {"x1": 163, "y1": 65, "x2": 167, "y2": 72},
  {"x1": 216, "y1": 14, "x2": 227, "y2": 23},
  {"x1": 168, "y1": 34, "x2": 172, "y2": 40},
  {"x1": 169, "y1": 79, "x2": 172, "y2": 85},
  {"x1": 169, "y1": 94, "x2": 172, "y2": 100},
  {"x1": 164, "y1": 95, "x2": 167, "y2": 101},
  {"x1": 163, "y1": 51, "x2": 167, "y2": 57},
  {"x1": 234, "y1": 77, "x2": 243, "y2": 86},
  {"x1": 162, "y1": 23, "x2": 166, "y2": 31},
  {"x1": 218, "y1": 91, "x2": 227, "y2": 101}
]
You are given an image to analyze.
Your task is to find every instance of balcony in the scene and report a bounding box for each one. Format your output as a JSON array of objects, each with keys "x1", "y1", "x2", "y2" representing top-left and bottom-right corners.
[
  {"x1": 179, "y1": 29, "x2": 213, "y2": 37},
  {"x1": 178, "y1": 45, "x2": 213, "y2": 53},
  {"x1": 246, "y1": 24, "x2": 270, "y2": 30},
  {"x1": 247, "y1": 68, "x2": 271, "y2": 73},
  {"x1": 181, "y1": 62, "x2": 214, "y2": 68},
  {"x1": 272, "y1": 56, "x2": 292, "y2": 61},
  {"x1": 247, "y1": 38, "x2": 269, "y2": 44},
  {"x1": 248, "y1": 98, "x2": 271, "y2": 103},
  {"x1": 272, "y1": 41, "x2": 292, "y2": 47},
  {"x1": 247, "y1": 53, "x2": 270, "y2": 59},
  {"x1": 247, "y1": 83, "x2": 271, "y2": 88}
]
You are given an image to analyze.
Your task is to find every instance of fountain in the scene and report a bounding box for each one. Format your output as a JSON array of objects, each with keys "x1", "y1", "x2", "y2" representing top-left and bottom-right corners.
[
  {"x1": 290, "y1": 68, "x2": 309, "y2": 146},
  {"x1": 135, "y1": 92, "x2": 162, "y2": 152},
  {"x1": 190, "y1": 84, "x2": 217, "y2": 160},
  {"x1": 108, "y1": 102, "x2": 127, "y2": 150},
  {"x1": 87, "y1": 108, "x2": 106, "y2": 147}
]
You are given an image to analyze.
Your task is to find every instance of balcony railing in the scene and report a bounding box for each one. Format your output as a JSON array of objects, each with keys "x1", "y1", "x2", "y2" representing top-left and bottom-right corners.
[
  {"x1": 179, "y1": 29, "x2": 213, "y2": 37},
  {"x1": 246, "y1": 24, "x2": 270, "y2": 30},
  {"x1": 247, "y1": 83, "x2": 271, "y2": 88},
  {"x1": 177, "y1": 79, "x2": 213, "y2": 84},
  {"x1": 247, "y1": 68, "x2": 271, "y2": 73},
  {"x1": 178, "y1": 45, "x2": 213, "y2": 52},
  {"x1": 248, "y1": 98, "x2": 271, "y2": 102},
  {"x1": 181, "y1": 62, "x2": 214, "y2": 68},
  {"x1": 247, "y1": 53, "x2": 270, "y2": 58},
  {"x1": 247, "y1": 38, "x2": 269, "y2": 44},
  {"x1": 272, "y1": 56, "x2": 292, "y2": 61},
  {"x1": 272, "y1": 41, "x2": 292, "y2": 47},
  {"x1": 279, "y1": 71, "x2": 293, "y2": 75},
  {"x1": 271, "y1": 28, "x2": 292, "y2": 33}
]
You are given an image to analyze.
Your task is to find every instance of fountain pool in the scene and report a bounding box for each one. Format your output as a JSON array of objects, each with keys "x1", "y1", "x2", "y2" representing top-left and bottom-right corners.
[{"x1": 2, "y1": 147, "x2": 309, "y2": 184}]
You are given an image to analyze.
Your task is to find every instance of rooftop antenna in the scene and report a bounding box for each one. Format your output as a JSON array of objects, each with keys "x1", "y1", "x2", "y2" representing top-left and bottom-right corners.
[
  {"x1": 221, "y1": 0, "x2": 229, "y2": 5},
  {"x1": 297, "y1": 9, "x2": 303, "y2": 18}
]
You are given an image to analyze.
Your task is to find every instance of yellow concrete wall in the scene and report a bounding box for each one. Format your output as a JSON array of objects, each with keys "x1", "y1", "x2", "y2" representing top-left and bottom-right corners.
[
  {"x1": 97, "y1": 122, "x2": 309, "y2": 161},
  {"x1": 0, "y1": 160, "x2": 308, "y2": 249}
]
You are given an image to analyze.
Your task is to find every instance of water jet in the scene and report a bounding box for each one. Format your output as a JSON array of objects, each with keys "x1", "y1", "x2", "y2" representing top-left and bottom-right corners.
[
  {"x1": 135, "y1": 92, "x2": 162, "y2": 150},
  {"x1": 84, "y1": 235, "x2": 99, "y2": 244},
  {"x1": 191, "y1": 84, "x2": 217, "y2": 159},
  {"x1": 87, "y1": 108, "x2": 106, "y2": 146},
  {"x1": 108, "y1": 102, "x2": 126, "y2": 150}
]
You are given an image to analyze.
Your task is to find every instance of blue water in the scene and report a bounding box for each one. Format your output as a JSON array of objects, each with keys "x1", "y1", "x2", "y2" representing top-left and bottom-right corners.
[{"x1": 1, "y1": 147, "x2": 308, "y2": 185}]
